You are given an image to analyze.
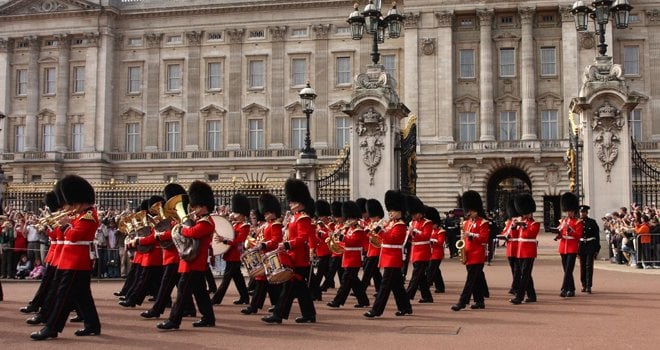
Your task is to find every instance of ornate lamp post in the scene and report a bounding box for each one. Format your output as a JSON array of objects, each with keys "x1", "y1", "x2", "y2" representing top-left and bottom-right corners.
[
  {"x1": 299, "y1": 82, "x2": 317, "y2": 159},
  {"x1": 571, "y1": 0, "x2": 633, "y2": 57},
  {"x1": 347, "y1": 1, "x2": 404, "y2": 65}
]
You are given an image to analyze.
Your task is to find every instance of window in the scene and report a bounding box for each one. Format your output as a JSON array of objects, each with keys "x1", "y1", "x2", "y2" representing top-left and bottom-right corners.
[
  {"x1": 501, "y1": 16, "x2": 513, "y2": 24},
  {"x1": 458, "y1": 112, "x2": 477, "y2": 142},
  {"x1": 249, "y1": 60, "x2": 265, "y2": 88},
  {"x1": 126, "y1": 123, "x2": 140, "y2": 152},
  {"x1": 336, "y1": 56, "x2": 351, "y2": 85},
  {"x1": 248, "y1": 119, "x2": 265, "y2": 150},
  {"x1": 73, "y1": 66, "x2": 85, "y2": 93},
  {"x1": 382, "y1": 54, "x2": 396, "y2": 77},
  {"x1": 207, "y1": 174, "x2": 219, "y2": 181},
  {"x1": 128, "y1": 66, "x2": 142, "y2": 94},
  {"x1": 499, "y1": 48, "x2": 515, "y2": 77},
  {"x1": 291, "y1": 117, "x2": 307, "y2": 149},
  {"x1": 207, "y1": 62, "x2": 223, "y2": 90},
  {"x1": 335, "y1": 117, "x2": 351, "y2": 147},
  {"x1": 43, "y1": 124, "x2": 55, "y2": 151},
  {"x1": 166, "y1": 64, "x2": 182, "y2": 92},
  {"x1": 128, "y1": 37, "x2": 143, "y2": 46},
  {"x1": 459, "y1": 18, "x2": 474, "y2": 27},
  {"x1": 291, "y1": 58, "x2": 307, "y2": 86},
  {"x1": 44, "y1": 67, "x2": 56, "y2": 94},
  {"x1": 16, "y1": 69, "x2": 27, "y2": 96},
  {"x1": 206, "y1": 120, "x2": 222, "y2": 151},
  {"x1": 541, "y1": 110, "x2": 559, "y2": 140},
  {"x1": 499, "y1": 111, "x2": 517, "y2": 140},
  {"x1": 336, "y1": 27, "x2": 351, "y2": 35},
  {"x1": 207, "y1": 32, "x2": 223, "y2": 41},
  {"x1": 540, "y1": 47, "x2": 556, "y2": 76},
  {"x1": 291, "y1": 28, "x2": 308, "y2": 37},
  {"x1": 14, "y1": 125, "x2": 25, "y2": 152},
  {"x1": 165, "y1": 174, "x2": 178, "y2": 183},
  {"x1": 166, "y1": 35, "x2": 182, "y2": 44},
  {"x1": 248, "y1": 30, "x2": 265, "y2": 39},
  {"x1": 459, "y1": 49, "x2": 475, "y2": 79},
  {"x1": 31, "y1": 175, "x2": 42, "y2": 182},
  {"x1": 623, "y1": 46, "x2": 640, "y2": 75},
  {"x1": 165, "y1": 121, "x2": 180, "y2": 151},
  {"x1": 71, "y1": 123, "x2": 83, "y2": 151},
  {"x1": 631, "y1": 109, "x2": 642, "y2": 140}
]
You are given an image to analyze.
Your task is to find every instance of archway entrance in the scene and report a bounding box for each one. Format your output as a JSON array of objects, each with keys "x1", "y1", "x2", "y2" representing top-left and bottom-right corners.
[{"x1": 486, "y1": 167, "x2": 532, "y2": 227}]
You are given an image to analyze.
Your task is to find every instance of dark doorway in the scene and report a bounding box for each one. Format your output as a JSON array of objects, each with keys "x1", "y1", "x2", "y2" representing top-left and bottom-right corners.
[{"x1": 486, "y1": 167, "x2": 532, "y2": 228}]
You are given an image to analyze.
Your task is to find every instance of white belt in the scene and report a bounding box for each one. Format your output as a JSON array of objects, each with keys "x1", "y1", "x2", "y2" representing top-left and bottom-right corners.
[
  {"x1": 563, "y1": 236, "x2": 576, "y2": 239},
  {"x1": 507, "y1": 238, "x2": 520, "y2": 242},
  {"x1": 580, "y1": 237, "x2": 596, "y2": 242},
  {"x1": 518, "y1": 238, "x2": 537, "y2": 243},
  {"x1": 55, "y1": 240, "x2": 64, "y2": 244},
  {"x1": 344, "y1": 247, "x2": 363, "y2": 252},
  {"x1": 63, "y1": 240, "x2": 92, "y2": 245},
  {"x1": 412, "y1": 241, "x2": 430, "y2": 246},
  {"x1": 382, "y1": 244, "x2": 403, "y2": 249}
]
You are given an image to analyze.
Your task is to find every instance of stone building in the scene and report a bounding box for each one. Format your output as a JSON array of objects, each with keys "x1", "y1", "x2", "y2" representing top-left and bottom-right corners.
[{"x1": 0, "y1": 0, "x2": 658, "y2": 220}]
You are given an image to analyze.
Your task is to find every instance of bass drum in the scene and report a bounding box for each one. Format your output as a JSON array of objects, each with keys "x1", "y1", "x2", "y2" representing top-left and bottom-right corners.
[{"x1": 210, "y1": 215, "x2": 235, "y2": 255}]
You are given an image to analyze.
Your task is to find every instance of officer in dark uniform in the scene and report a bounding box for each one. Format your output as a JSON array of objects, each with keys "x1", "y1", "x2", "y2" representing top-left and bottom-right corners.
[{"x1": 578, "y1": 205, "x2": 600, "y2": 294}]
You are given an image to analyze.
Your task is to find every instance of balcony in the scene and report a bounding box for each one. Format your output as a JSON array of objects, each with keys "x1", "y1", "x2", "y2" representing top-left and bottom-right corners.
[{"x1": 449, "y1": 139, "x2": 570, "y2": 152}]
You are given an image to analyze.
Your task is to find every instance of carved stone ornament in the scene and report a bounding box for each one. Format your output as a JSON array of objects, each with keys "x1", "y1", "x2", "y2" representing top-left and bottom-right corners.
[
  {"x1": 591, "y1": 101, "x2": 625, "y2": 182},
  {"x1": 579, "y1": 32, "x2": 596, "y2": 50},
  {"x1": 646, "y1": 9, "x2": 660, "y2": 22},
  {"x1": 458, "y1": 165, "x2": 474, "y2": 190},
  {"x1": 269, "y1": 26, "x2": 287, "y2": 41},
  {"x1": 145, "y1": 33, "x2": 162, "y2": 48},
  {"x1": 404, "y1": 12, "x2": 419, "y2": 29},
  {"x1": 356, "y1": 108, "x2": 387, "y2": 185},
  {"x1": 0, "y1": 38, "x2": 9, "y2": 52},
  {"x1": 579, "y1": 56, "x2": 626, "y2": 98},
  {"x1": 186, "y1": 31, "x2": 203, "y2": 46},
  {"x1": 30, "y1": 0, "x2": 68, "y2": 13},
  {"x1": 227, "y1": 29, "x2": 245, "y2": 43},
  {"x1": 435, "y1": 12, "x2": 453, "y2": 27},
  {"x1": 312, "y1": 24, "x2": 331, "y2": 39},
  {"x1": 420, "y1": 38, "x2": 436, "y2": 55},
  {"x1": 544, "y1": 163, "x2": 560, "y2": 187}
]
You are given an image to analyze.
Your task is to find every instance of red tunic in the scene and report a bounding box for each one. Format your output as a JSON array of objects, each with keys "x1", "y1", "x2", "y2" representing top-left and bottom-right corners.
[
  {"x1": 285, "y1": 212, "x2": 313, "y2": 267},
  {"x1": 157, "y1": 227, "x2": 180, "y2": 265},
  {"x1": 178, "y1": 216, "x2": 214, "y2": 273},
  {"x1": 378, "y1": 220, "x2": 407, "y2": 268},
  {"x1": 557, "y1": 217, "x2": 583, "y2": 254},
  {"x1": 503, "y1": 219, "x2": 519, "y2": 258},
  {"x1": 313, "y1": 220, "x2": 331, "y2": 257},
  {"x1": 430, "y1": 227, "x2": 446, "y2": 260},
  {"x1": 224, "y1": 222, "x2": 249, "y2": 262},
  {"x1": 256, "y1": 220, "x2": 283, "y2": 281},
  {"x1": 366, "y1": 219, "x2": 383, "y2": 258},
  {"x1": 516, "y1": 218, "x2": 540, "y2": 259},
  {"x1": 138, "y1": 229, "x2": 163, "y2": 267},
  {"x1": 341, "y1": 225, "x2": 366, "y2": 268},
  {"x1": 44, "y1": 226, "x2": 60, "y2": 265},
  {"x1": 57, "y1": 208, "x2": 99, "y2": 271},
  {"x1": 409, "y1": 218, "x2": 433, "y2": 263},
  {"x1": 463, "y1": 217, "x2": 489, "y2": 265}
]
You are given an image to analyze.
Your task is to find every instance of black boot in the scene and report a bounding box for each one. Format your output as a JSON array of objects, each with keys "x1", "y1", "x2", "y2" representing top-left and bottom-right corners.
[{"x1": 30, "y1": 327, "x2": 57, "y2": 341}]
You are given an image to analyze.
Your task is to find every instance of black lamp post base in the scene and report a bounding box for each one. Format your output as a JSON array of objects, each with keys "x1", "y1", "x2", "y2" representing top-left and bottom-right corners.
[{"x1": 300, "y1": 150, "x2": 317, "y2": 159}]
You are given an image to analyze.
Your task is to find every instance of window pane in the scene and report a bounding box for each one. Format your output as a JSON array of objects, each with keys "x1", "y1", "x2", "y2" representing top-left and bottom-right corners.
[
  {"x1": 291, "y1": 117, "x2": 307, "y2": 149},
  {"x1": 624, "y1": 46, "x2": 640, "y2": 75},
  {"x1": 382, "y1": 55, "x2": 396, "y2": 77},
  {"x1": 336, "y1": 57, "x2": 351, "y2": 85},
  {"x1": 71, "y1": 123, "x2": 83, "y2": 151},
  {"x1": 44, "y1": 68, "x2": 56, "y2": 94},
  {"x1": 126, "y1": 123, "x2": 140, "y2": 152},
  {"x1": 459, "y1": 112, "x2": 477, "y2": 142},
  {"x1": 73, "y1": 66, "x2": 85, "y2": 93},
  {"x1": 248, "y1": 119, "x2": 264, "y2": 150},
  {"x1": 167, "y1": 64, "x2": 181, "y2": 91},
  {"x1": 499, "y1": 111, "x2": 517, "y2": 140},
  {"x1": 540, "y1": 47, "x2": 556, "y2": 76},
  {"x1": 166, "y1": 122, "x2": 180, "y2": 151},
  {"x1": 43, "y1": 124, "x2": 54, "y2": 151},
  {"x1": 541, "y1": 110, "x2": 558, "y2": 140},
  {"x1": 16, "y1": 69, "x2": 27, "y2": 95},
  {"x1": 335, "y1": 117, "x2": 350, "y2": 147},
  {"x1": 249, "y1": 60, "x2": 264, "y2": 88},
  {"x1": 207, "y1": 120, "x2": 222, "y2": 150},
  {"x1": 459, "y1": 49, "x2": 475, "y2": 78},
  {"x1": 15, "y1": 125, "x2": 25, "y2": 152},
  {"x1": 292, "y1": 59, "x2": 307, "y2": 86},
  {"x1": 128, "y1": 67, "x2": 141, "y2": 93},
  {"x1": 499, "y1": 48, "x2": 515, "y2": 77},
  {"x1": 631, "y1": 109, "x2": 642, "y2": 140},
  {"x1": 208, "y1": 62, "x2": 222, "y2": 90}
]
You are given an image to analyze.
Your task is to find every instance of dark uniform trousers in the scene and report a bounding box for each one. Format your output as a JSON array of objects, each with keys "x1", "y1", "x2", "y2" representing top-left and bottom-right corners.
[
  {"x1": 167, "y1": 271, "x2": 214, "y2": 326},
  {"x1": 514, "y1": 258, "x2": 536, "y2": 301},
  {"x1": 458, "y1": 264, "x2": 486, "y2": 306},
  {"x1": 560, "y1": 254, "x2": 577, "y2": 293},
  {"x1": 309, "y1": 255, "x2": 329, "y2": 299},
  {"x1": 426, "y1": 259, "x2": 445, "y2": 292},
  {"x1": 123, "y1": 264, "x2": 142, "y2": 299},
  {"x1": 47, "y1": 270, "x2": 100, "y2": 333},
  {"x1": 370, "y1": 267, "x2": 411, "y2": 316},
  {"x1": 129, "y1": 265, "x2": 163, "y2": 305},
  {"x1": 361, "y1": 256, "x2": 382, "y2": 292},
  {"x1": 250, "y1": 280, "x2": 281, "y2": 310},
  {"x1": 333, "y1": 267, "x2": 369, "y2": 306},
  {"x1": 406, "y1": 261, "x2": 432, "y2": 301},
  {"x1": 322, "y1": 256, "x2": 343, "y2": 290},
  {"x1": 211, "y1": 261, "x2": 249, "y2": 304},
  {"x1": 508, "y1": 257, "x2": 521, "y2": 294},
  {"x1": 578, "y1": 253, "x2": 596, "y2": 289},
  {"x1": 29, "y1": 264, "x2": 57, "y2": 309},
  {"x1": 273, "y1": 267, "x2": 316, "y2": 320},
  {"x1": 151, "y1": 263, "x2": 194, "y2": 315}
]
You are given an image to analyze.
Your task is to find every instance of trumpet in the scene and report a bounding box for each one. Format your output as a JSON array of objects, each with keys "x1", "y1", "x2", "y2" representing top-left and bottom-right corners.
[
  {"x1": 367, "y1": 218, "x2": 387, "y2": 248},
  {"x1": 35, "y1": 209, "x2": 74, "y2": 231}
]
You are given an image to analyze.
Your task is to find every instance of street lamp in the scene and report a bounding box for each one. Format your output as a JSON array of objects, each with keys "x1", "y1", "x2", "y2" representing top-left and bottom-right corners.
[
  {"x1": 347, "y1": 1, "x2": 404, "y2": 65},
  {"x1": 571, "y1": 0, "x2": 633, "y2": 57},
  {"x1": 299, "y1": 81, "x2": 317, "y2": 159}
]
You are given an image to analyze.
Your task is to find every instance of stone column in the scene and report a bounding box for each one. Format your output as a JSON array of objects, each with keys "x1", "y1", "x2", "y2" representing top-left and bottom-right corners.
[
  {"x1": 144, "y1": 33, "x2": 162, "y2": 151},
  {"x1": 519, "y1": 7, "x2": 537, "y2": 140},
  {"x1": 0, "y1": 38, "x2": 12, "y2": 154},
  {"x1": 25, "y1": 36, "x2": 40, "y2": 152},
  {"x1": 477, "y1": 9, "x2": 495, "y2": 141},
  {"x1": 312, "y1": 24, "x2": 330, "y2": 149},
  {"x1": 560, "y1": 5, "x2": 580, "y2": 139},
  {"x1": 94, "y1": 29, "x2": 114, "y2": 153},
  {"x1": 54, "y1": 34, "x2": 70, "y2": 151},
  {"x1": 226, "y1": 29, "x2": 244, "y2": 150},
  {"x1": 403, "y1": 13, "x2": 419, "y2": 129},
  {"x1": 435, "y1": 11, "x2": 454, "y2": 142},
  {"x1": 185, "y1": 31, "x2": 202, "y2": 151},
  {"x1": 269, "y1": 26, "x2": 286, "y2": 148}
]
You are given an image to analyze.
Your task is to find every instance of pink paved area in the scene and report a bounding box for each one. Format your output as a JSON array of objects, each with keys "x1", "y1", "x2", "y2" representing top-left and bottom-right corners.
[{"x1": 1, "y1": 233, "x2": 659, "y2": 350}]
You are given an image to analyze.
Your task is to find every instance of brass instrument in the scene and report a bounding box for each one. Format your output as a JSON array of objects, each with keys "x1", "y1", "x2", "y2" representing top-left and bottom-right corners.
[
  {"x1": 367, "y1": 218, "x2": 387, "y2": 248},
  {"x1": 149, "y1": 201, "x2": 173, "y2": 232},
  {"x1": 325, "y1": 224, "x2": 345, "y2": 255},
  {"x1": 245, "y1": 222, "x2": 266, "y2": 250},
  {"x1": 456, "y1": 217, "x2": 467, "y2": 265},
  {"x1": 163, "y1": 194, "x2": 195, "y2": 226},
  {"x1": 164, "y1": 194, "x2": 200, "y2": 261},
  {"x1": 35, "y1": 209, "x2": 74, "y2": 231}
]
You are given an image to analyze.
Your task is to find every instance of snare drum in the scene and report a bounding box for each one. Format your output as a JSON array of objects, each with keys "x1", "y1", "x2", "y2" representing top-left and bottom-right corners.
[
  {"x1": 240, "y1": 248, "x2": 265, "y2": 278},
  {"x1": 263, "y1": 251, "x2": 294, "y2": 284}
]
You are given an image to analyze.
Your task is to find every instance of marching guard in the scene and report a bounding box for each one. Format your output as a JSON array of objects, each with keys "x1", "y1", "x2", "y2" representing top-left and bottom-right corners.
[
  {"x1": 425, "y1": 206, "x2": 446, "y2": 294},
  {"x1": 405, "y1": 195, "x2": 433, "y2": 303},
  {"x1": 309, "y1": 199, "x2": 332, "y2": 301},
  {"x1": 502, "y1": 198, "x2": 521, "y2": 295},
  {"x1": 556, "y1": 192, "x2": 583, "y2": 298},
  {"x1": 509, "y1": 194, "x2": 539, "y2": 304},
  {"x1": 362, "y1": 199, "x2": 384, "y2": 294}
]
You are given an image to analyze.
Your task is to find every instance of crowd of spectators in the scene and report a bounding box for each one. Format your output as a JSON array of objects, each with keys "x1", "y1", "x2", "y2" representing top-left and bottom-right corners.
[{"x1": 604, "y1": 203, "x2": 660, "y2": 269}]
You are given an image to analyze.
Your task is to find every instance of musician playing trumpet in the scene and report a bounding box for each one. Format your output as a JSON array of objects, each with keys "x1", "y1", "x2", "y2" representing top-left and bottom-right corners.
[
  {"x1": 425, "y1": 206, "x2": 446, "y2": 294},
  {"x1": 509, "y1": 194, "x2": 540, "y2": 304},
  {"x1": 555, "y1": 192, "x2": 583, "y2": 298},
  {"x1": 308, "y1": 200, "x2": 333, "y2": 301},
  {"x1": 321, "y1": 201, "x2": 345, "y2": 292},
  {"x1": 502, "y1": 199, "x2": 521, "y2": 295},
  {"x1": 405, "y1": 195, "x2": 434, "y2": 304}
]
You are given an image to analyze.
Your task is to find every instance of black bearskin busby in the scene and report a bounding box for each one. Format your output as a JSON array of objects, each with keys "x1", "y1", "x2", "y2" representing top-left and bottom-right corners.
[
  {"x1": 188, "y1": 180, "x2": 216, "y2": 212},
  {"x1": 425, "y1": 206, "x2": 442, "y2": 227},
  {"x1": 163, "y1": 183, "x2": 187, "y2": 200},
  {"x1": 58, "y1": 175, "x2": 95, "y2": 205},
  {"x1": 139, "y1": 199, "x2": 149, "y2": 212},
  {"x1": 303, "y1": 197, "x2": 316, "y2": 217},
  {"x1": 356, "y1": 198, "x2": 367, "y2": 216},
  {"x1": 331, "y1": 201, "x2": 343, "y2": 218},
  {"x1": 259, "y1": 193, "x2": 282, "y2": 218},
  {"x1": 506, "y1": 198, "x2": 520, "y2": 219},
  {"x1": 315, "y1": 200, "x2": 332, "y2": 217},
  {"x1": 385, "y1": 190, "x2": 405, "y2": 212},
  {"x1": 231, "y1": 193, "x2": 251, "y2": 217},
  {"x1": 284, "y1": 178, "x2": 311, "y2": 204},
  {"x1": 514, "y1": 193, "x2": 536, "y2": 215},
  {"x1": 461, "y1": 190, "x2": 484, "y2": 216},
  {"x1": 560, "y1": 192, "x2": 579, "y2": 212},
  {"x1": 43, "y1": 191, "x2": 60, "y2": 213},
  {"x1": 148, "y1": 195, "x2": 165, "y2": 208},
  {"x1": 53, "y1": 181, "x2": 65, "y2": 208},
  {"x1": 405, "y1": 195, "x2": 425, "y2": 215},
  {"x1": 342, "y1": 201, "x2": 361, "y2": 220},
  {"x1": 366, "y1": 199, "x2": 385, "y2": 219}
]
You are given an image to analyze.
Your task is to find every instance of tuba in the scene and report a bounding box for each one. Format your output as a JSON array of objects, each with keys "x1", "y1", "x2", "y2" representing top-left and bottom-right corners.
[{"x1": 164, "y1": 194, "x2": 200, "y2": 262}]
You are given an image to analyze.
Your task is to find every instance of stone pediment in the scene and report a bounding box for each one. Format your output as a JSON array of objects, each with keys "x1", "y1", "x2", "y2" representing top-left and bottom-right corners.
[
  {"x1": 200, "y1": 104, "x2": 227, "y2": 118},
  {"x1": 120, "y1": 107, "x2": 145, "y2": 121},
  {"x1": 537, "y1": 92, "x2": 563, "y2": 109},
  {"x1": 328, "y1": 100, "x2": 349, "y2": 112},
  {"x1": 242, "y1": 103, "x2": 269, "y2": 115},
  {"x1": 37, "y1": 108, "x2": 55, "y2": 117},
  {"x1": 454, "y1": 94, "x2": 480, "y2": 112},
  {"x1": 38, "y1": 56, "x2": 58, "y2": 64},
  {"x1": 159, "y1": 105, "x2": 185, "y2": 119},
  {"x1": 284, "y1": 101, "x2": 301, "y2": 114},
  {"x1": 0, "y1": 0, "x2": 101, "y2": 16}
]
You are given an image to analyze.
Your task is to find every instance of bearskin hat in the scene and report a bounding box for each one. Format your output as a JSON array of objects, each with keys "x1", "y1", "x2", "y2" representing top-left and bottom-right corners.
[
  {"x1": 53, "y1": 181, "x2": 65, "y2": 207},
  {"x1": 560, "y1": 192, "x2": 579, "y2": 212},
  {"x1": 163, "y1": 183, "x2": 186, "y2": 200},
  {"x1": 303, "y1": 197, "x2": 316, "y2": 217},
  {"x1": 506, "y1": 198, "x2": 520, "y2": 219},
  {"x1": 58, "y1": 175, "x2": 95, "y2": 205},
  {"x1": 425, "y1": 206, "x2": 442, "y2": 226},
  {"x1": 331, "y1": 201, "x2": 343, "y2": 218},
  {"x1": 258, "y1": 193, "x2": 282, "y2": 218},
  {"x1": 315, "y1": 200, "x2": 332, "y2": 217},
  {"x1": 284, "y1": 178, "x2": 311, "y2": 204},
  {"x1": 385, "y1": 190, "x2": 405, "y2": 212},
  {"x1": 188, "y1": 180, "x2": 216, "y2": 212},
  {"x1": 43, "y1": 191, "x2": 60, "y2": 213},
  {"x1": 254, "y1": 209, "x2": 265, "y2": 222},
  {"x1": 356, "y1": 198, "x2": 367, "y2": 215},
  {"x1": 514, "y1": 193, "x2": 536, "y2": 215},
  {"x1": 366, "y1": 199, "x2": 385, "y2": 219},
  {"x1": 461, "y1": 190, "x2": 484, "y2": 214},
  {"x1": 342, "y1": 201, "x2": 361, "y2": 220},
  {"x1": 405, "y1": 195, "x2": 425, "y2": 215},
  {"x1": 231, "y1": 193, "x2": 251, "y2": 217},
  {"x1": 139, "y1": 199, "x2": 149, "y2": 211},
  {"x1": 148, "y1": 195, "x2": 165, "y2": 208}
]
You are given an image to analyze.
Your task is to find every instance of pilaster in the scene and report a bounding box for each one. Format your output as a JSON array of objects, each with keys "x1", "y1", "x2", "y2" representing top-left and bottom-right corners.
[
  {"x1": 435, "y1": 11, "x2": 454, "y2": 143},
  {"x1": 25, "y1": 36, "x2": 40, "y2": 152},
  {"x1": 519, "y1": 7, "x2": 537, "y2": 140},
  {"x1": 269, "y1": 26, "x2": 286, "y2": 147},
  {"x1": 185, "y1": 30, "x2": 203, "y2": 151},
  {"x1": 0, "y1": 38, "x2": 12, "y2": 154},
  {"x1": 560, "y1": 5, "x2": 580, "y2": 140},
  {"x1": 54, "y1": 33, "x2": 70, "y2": 151},
  {"x1": 313, "y1": 24, "x2": 331, "y2": 148},
  {"x1": 226, "y1": 28, "x2": 244, "y2": 149},
  {"x1": 144, "y1": 32, "x2": 162, "y2": 151},
  {"x1": 477, "y1": 9, "x2": 495, "y2": 141}
]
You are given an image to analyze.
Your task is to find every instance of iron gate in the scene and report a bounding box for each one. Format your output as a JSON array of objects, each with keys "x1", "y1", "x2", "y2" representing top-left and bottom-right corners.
[
  {"x1": 399, "y1": 115, "x2": 417, "y2": 195},
  {"x1": 632, "y1": 138, "x2": 660, "y2": 207},
  {"x1": 315, "y1": 147, "x2": 351, "y2": 203}
]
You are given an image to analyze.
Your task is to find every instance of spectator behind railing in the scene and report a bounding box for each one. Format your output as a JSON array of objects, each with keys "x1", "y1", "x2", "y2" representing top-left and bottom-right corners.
[
  {"x1": 635, "y1": 214, "x2": 652, "y2": 269},
  {"x1": 15, "y1": 253, "x2": 32, "y2": 279},
  {"x1": 28, "y1": 258, "x2": 45, "y2": 279}
]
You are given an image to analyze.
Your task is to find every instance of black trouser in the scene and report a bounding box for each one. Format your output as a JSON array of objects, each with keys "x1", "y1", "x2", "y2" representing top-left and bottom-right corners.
[
  {"x1": 1, "y1": 248, "x2": 13, "y2": 278},
  {"x1": 27, "y1": 241, "x2": 41, "y2": 265},
  {"x1": 250, "y1": 279, "x2": 281, "y2": 310},
  {"x1": 151, "y1": 263, "x2": 193, "y2": 315},
  {"x1": 129, "y1": 265, "x2": 163, "y2": 305},
  {"x1": 205, "y1": 265, "x2": 217, "y2": 292},
  {"x1": 322, "y1": 256, "x2": 342, "y2": 290},
  {"x1": 458, "y1": 263, "x2": 486, "y2": 306},
  {"x1": 406, "y1": 261, "x2": 432, "y2": 301},
  {"x1": 168, "y1": 270, "x2": 214, "y2": 326},
  {"x1": 508, "y1": 257, "x2": 520, "y2": 293},
  {"x1": 273, "y1": 267, "x2": 316, "y2": 320},
  {"x1": 361, "y1": 256, "x2": 382, "y2": 292},
  {"x1": 119, "y1": 263, "x2": 139, "y2": 296},
  {"x1": 514, "y1": 258, "x2": 536, "y2": 301},
  {"x1": 426, "y1": 259, "x2": 445, "y2": 292},
  {"x1": 211, "y1": 260, "x2": 248, "y2": 304},
  {"x1": 560, "y1": 253, "x2": 577, "y2": 293},
  {"x1": 28, "y1": 264, "x2": 56, "y2": 309},
  {"x1": 579, "y1": 252, "x2": 596, "y2": 289},
  {"x1": 370, "y1": 267, "x2": 411, "y2": 316},
  {"x1": 333, "y1": 267, "x2": 369, "y2": 306},
  {"x1": 310, "y1": 255, "x2": 329, "y2": 299},
  {"x1": 46, "y1": 269, "x2": 100, "y2": 333}
]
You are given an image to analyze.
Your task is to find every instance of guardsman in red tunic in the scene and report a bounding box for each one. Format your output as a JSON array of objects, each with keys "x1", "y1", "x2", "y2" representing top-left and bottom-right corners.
[
  {"x1": 502, "y1": 198, "x2": 521, "y2": 295},
  {"x1": 262, "y1": 179, "x2": 317, "y2": 324},
  {"x1": 509, "y1": 194, "x2": 540, "y2": 304},
  {"x1": 157, "y1": 181, "x2": 216, "y2": 330},
  {"x1": 364, "y1": 190, "x2": 413, "y2": 318},
  {"x1": 361, "y1": 199, "x2": 384, "y2": 294},
  {"x1": 451, "y1": 190, "x2": 490, "y2": 311},
  {"x1": 425, "y1": 206, "x2": 446, "y2": 294},
  {"x1": 321, "y1": 201, "x2": 344, "y2": 291},
  {"x1": 211, "y1": 193, "x2": 250, "y2": 305},
  {"x1": 309, "y1": 199, "x2": 332, "y2": 301},
  {"x1": 242, "y1": 193, "x2": 283, "y2": 314},
  {"x1": 555, "y1": 192, "x2": 583, "y2": 298},
  {"x1": 327, "y1": 201, "x2": 370, "y2": 308},
  {"x1": 405, "y1": 195, "x2": 434, "y2": 303},
  {"x1": 31, "y1": 175, "x2": 101, "y2": 340}
]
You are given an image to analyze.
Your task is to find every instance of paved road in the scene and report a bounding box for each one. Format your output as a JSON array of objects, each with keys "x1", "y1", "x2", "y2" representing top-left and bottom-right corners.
[{"x1": 1, "y1": 234, "x2": 659, "y2": 349}]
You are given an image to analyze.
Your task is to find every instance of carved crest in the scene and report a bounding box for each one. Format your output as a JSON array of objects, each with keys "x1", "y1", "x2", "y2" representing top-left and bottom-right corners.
[
  {"x1": 591, "y1": 101, "x2": 625, "y2": 182},
  {"x1": 356, "y1": 108, "x2": 387, "y2": 185},
  {"x1": 420, "y1": 38, "x2": 435, "y2": 56}
]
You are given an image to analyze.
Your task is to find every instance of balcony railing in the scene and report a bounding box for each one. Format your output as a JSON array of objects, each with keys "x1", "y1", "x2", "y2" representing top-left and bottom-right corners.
[{"x1": 450, "y1": 139, "x2": 570, "y2": 152}]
